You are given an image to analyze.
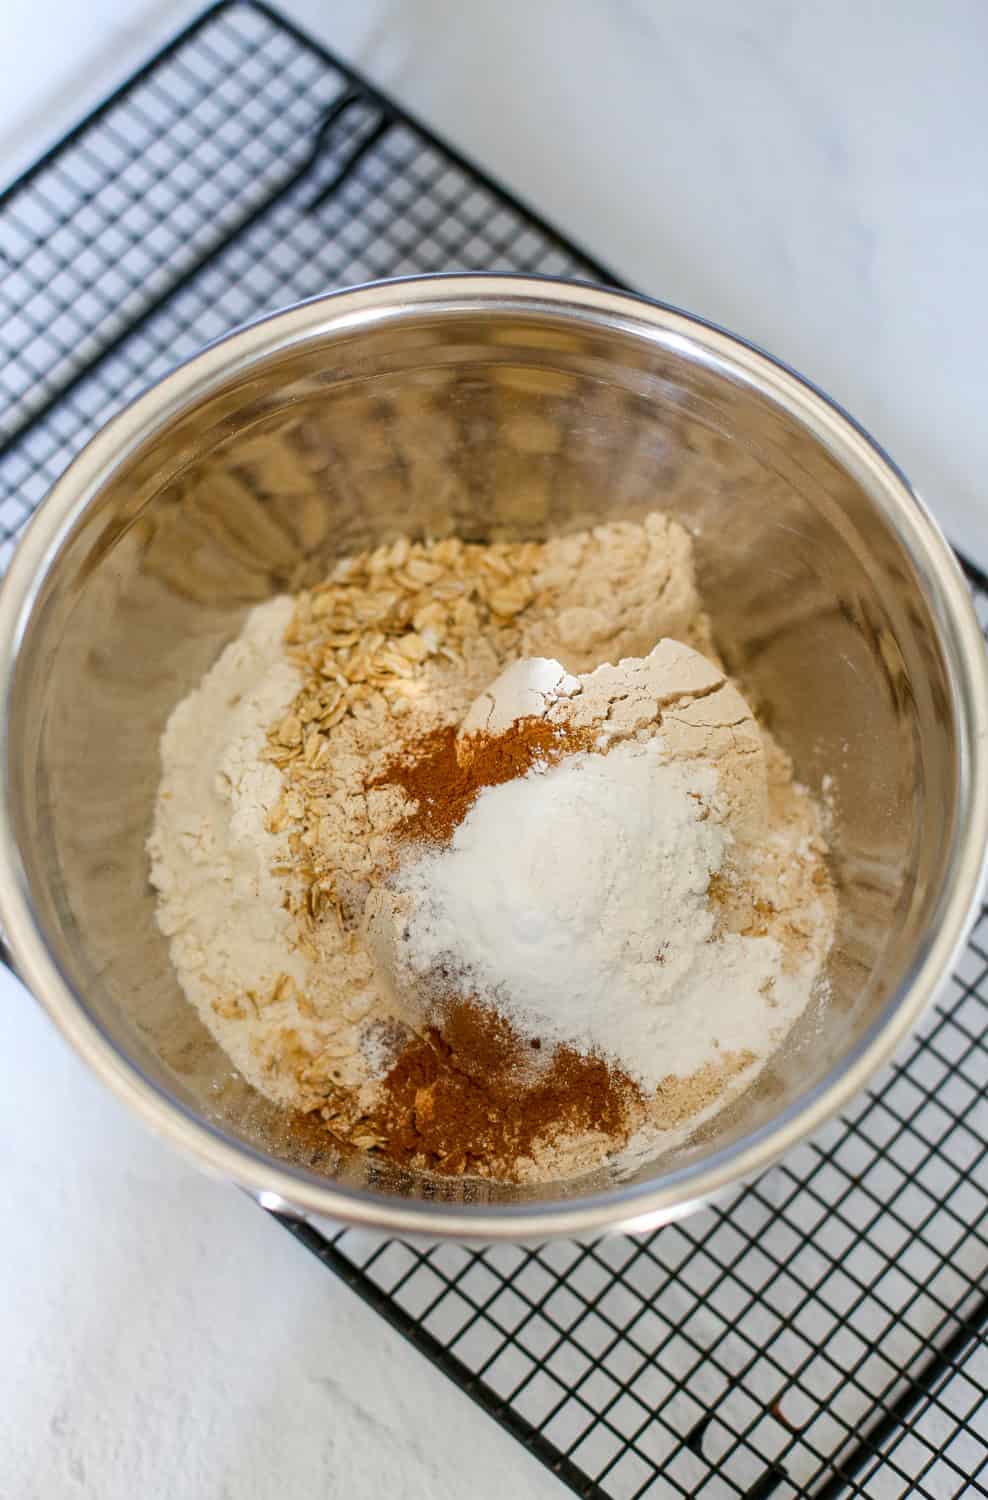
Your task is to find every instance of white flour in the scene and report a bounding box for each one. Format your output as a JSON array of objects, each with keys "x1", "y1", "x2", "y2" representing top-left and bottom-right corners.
[
  {"x1": 147, "y1": 596, "x2": 309, "y2": 1105},
  {"x1": 389, "y1": 741, "x2": 807, "y2": 1091}
]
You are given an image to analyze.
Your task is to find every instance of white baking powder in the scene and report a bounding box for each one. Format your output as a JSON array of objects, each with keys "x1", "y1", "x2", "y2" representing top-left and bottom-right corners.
[{"x1": 391, "y1": 740, "x2": 811, "y2": 1090}]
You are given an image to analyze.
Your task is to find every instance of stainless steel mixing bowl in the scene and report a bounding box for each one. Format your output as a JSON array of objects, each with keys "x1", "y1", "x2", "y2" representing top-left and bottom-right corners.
[{"x1": 1, "y1": 275, "x2": 985, "y2": 1240}]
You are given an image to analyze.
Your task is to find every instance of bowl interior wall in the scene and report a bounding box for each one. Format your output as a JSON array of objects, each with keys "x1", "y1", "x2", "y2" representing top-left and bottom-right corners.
[{"x1": 8, "y1": 308, "x2": 957, "y2": 1207}]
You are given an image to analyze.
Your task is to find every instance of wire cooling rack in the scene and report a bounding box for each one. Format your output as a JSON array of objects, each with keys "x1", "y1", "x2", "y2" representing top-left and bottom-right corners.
[{"x1": 2, "y1": 5, "x2": 986, "y2": 1496}]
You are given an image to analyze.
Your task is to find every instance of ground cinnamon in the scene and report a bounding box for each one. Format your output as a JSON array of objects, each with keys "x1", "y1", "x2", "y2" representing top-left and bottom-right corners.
[
  {"x1": 368, "y1": 715, "x2": 590, "y2": 846},
  {"x1": 365, "y1": 996, "x2": 643, "y2": 1179}
]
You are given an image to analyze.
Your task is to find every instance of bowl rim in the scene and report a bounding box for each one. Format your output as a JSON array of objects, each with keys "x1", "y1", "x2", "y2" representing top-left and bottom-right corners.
[{"x1": 2, "y1": 271, "x2": 986, "y2": 1240}]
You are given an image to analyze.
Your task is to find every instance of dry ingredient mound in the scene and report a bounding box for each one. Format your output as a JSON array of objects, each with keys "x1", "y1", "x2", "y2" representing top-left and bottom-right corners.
[
  {"x1": 378, "y1": 740, "x2": 791, "y2": 1090},
  {"x1": 148, "y1": 514, "x2": 835, "y2": 1184}
]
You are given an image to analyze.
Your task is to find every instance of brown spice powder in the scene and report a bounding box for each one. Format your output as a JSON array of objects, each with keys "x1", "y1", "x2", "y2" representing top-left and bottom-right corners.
[
  {"x1": 369, "y1": 715, "x2": 591, "y2": 847},
  {"x1": 365, "y1": 996, "x2": 643, "y2": 1178}
]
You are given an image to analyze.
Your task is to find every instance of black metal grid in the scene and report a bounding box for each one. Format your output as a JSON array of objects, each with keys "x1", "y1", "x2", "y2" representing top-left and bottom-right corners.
[{"x1": 1, "y1": 5, "x2": 986, "y2": 1496}]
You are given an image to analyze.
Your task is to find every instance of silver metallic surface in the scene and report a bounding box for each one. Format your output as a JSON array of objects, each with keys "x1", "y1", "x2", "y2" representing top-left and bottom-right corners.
[{"x1": 1, "y1": 275, "x2": 985, "y2": 1240}]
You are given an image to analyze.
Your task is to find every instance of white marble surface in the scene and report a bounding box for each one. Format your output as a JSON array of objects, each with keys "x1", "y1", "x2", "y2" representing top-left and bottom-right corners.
[{"x1": 3, "y1": 2, "x2": 988, "y2": 1496}]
